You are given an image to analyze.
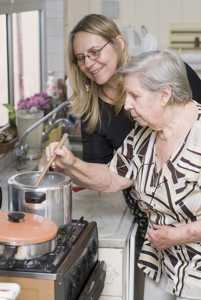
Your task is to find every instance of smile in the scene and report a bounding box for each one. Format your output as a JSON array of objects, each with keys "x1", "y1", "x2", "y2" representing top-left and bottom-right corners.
[{"x1": 90, "y1": 66, "x2": 104, "y2": 76}]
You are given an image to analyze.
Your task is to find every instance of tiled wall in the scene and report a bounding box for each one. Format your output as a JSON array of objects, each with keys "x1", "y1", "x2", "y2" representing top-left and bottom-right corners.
[
  {"x1": 45, "y1": 0, "x2": 65, "y2": 79},
  {"x1": 65, "y1": 0, "x2": 201, "y2": 51}
]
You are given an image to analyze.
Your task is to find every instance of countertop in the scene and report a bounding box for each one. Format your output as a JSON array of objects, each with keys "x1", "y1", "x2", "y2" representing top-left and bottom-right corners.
[
  {"x1": 72, "y1": 189, "x2": 134, "y2": 248},
  {"x1": 0, "y1": 154, "x2": 134, "y2": 249}
]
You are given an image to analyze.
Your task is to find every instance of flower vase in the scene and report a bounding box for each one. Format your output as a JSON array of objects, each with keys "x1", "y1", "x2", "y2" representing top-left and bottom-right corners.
[{"x1": 16, "y1": 109, "x2": 44, "y2": 160}]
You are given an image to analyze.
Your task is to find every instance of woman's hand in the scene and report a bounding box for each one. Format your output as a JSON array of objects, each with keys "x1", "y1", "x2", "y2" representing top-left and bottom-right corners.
[
  {"x1": 147, "y1": 220, "x2": 201, "y2": 250},
  {"x1": 45, "y1": 142, "x2": 76, "y2": 171},
  {"x1": 147, "y1": 224, "x2": 179, "y2": 250}
]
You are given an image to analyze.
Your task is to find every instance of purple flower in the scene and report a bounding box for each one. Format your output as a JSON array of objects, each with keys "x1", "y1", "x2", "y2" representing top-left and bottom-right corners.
[{"x1": 17, "y1": 92, "x2": 51, "y2": 111}]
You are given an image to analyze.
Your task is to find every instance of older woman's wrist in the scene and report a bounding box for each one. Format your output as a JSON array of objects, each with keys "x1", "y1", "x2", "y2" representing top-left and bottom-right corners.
[
  {"x1": 174, "y1": 222, "x2": 200, "y2": 245},
  {"x1": 186, "y1": 221, "x2": 201, "y2": 243}
]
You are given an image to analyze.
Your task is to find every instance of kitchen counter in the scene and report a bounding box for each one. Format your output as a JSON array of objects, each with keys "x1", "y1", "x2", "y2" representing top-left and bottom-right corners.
[
  {"x1": 72, "y1": 189, "x2": 134, "y2": 248},
  {"x1": 0, "y1": 155, "x2": 137, "y2": 300}
]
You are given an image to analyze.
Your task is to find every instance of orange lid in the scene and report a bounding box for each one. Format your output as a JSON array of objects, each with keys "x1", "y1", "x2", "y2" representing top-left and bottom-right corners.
[{"x1": 0, "y1": 211, "x2": 58, "y2": 245}]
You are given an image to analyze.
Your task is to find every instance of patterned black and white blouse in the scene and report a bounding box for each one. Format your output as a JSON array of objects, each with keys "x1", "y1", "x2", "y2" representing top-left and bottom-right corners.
[{"x1": 110, "y1": 104, "x2": 201, "y2": 298}]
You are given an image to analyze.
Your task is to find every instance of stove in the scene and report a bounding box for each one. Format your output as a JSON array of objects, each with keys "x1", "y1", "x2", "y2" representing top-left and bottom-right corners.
[{"x1": 0, "y1": 218, "x2": 106, "y2": 300}]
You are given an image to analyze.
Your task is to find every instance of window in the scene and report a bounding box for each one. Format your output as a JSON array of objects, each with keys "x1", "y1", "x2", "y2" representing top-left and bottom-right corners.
[
  {"x1": 0, "y1": 15, "x2": 9, "y2": 125},
  {"x1": 0, "y1": 1, "x2": 44, "y2": 127},
  {"x1": 12, "y1": 11, "x2": 41, "y2": 105}
]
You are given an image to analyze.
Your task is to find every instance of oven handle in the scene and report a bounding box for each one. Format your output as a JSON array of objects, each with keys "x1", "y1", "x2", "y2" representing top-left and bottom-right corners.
[{"x1": 77, "y1": 261, "x2": 106, "y2": 300}]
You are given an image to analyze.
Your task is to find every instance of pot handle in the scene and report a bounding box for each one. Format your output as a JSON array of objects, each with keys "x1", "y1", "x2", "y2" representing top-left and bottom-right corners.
[
  {"x1": 25, "y1": 191, "x2": 46, "y2": 204},
  {"x1": 3, "y1": 245, "x2": 17, "y2": 260},
  {"x1": 8, "y1": 212, "x2": 25, "y2": 223}
]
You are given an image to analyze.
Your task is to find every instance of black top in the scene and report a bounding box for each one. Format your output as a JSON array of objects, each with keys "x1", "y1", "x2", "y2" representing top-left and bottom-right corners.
[
  {"x1": 81, "y1": 99, "x2": 133, "y2": 163},
  {"x1": 81, "y1": 63, "x2": 201, "y2": 164},
  {"x1": 185, "y1": 63, "x2": 201, "y2": 104}
]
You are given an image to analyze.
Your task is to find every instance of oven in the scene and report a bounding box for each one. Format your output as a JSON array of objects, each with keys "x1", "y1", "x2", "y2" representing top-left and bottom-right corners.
[{"x1": 0, "y1": 218, "x2": 106, "y2": 300}]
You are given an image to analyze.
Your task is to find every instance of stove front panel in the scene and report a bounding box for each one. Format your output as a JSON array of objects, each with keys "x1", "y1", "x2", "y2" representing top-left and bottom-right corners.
[{"x1": 55, "y1": 222, "x2": 99, "y2": 300}]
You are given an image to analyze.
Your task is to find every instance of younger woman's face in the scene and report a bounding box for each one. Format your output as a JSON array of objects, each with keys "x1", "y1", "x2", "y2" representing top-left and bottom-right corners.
[{"x1": 73, "y1": 31, "x2": 120, "y2": 85}]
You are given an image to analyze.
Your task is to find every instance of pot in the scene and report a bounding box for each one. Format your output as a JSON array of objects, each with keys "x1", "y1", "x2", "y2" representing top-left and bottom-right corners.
[
  {"x1": 0, "y1": 211, "x2": 58, "y2": 260},
  {"x1": 8, "y1": 171, "x2": 72, "y2": 226}
]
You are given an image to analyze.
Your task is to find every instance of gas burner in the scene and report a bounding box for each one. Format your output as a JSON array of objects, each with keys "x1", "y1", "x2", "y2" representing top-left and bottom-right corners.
[
  {"x1": 24, "y1": 258, "x2": 43, "y2": 269},
  {"x1": 0, "y1": 218, "x2": 88, "y2": 273},
  {"x1": 0, "y1": 219, "x2": 105, "y2": 300}
]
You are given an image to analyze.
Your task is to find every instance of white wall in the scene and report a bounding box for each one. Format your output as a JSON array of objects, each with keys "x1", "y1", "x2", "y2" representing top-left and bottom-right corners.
[{"x1": 65, "y1": 0, "x2": 201, "y2": 50}]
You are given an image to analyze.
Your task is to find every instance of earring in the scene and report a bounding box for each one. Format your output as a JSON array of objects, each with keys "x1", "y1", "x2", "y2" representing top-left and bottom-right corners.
[{"x1": 85, "y1": 84, "x2": 90, "y2": 93}]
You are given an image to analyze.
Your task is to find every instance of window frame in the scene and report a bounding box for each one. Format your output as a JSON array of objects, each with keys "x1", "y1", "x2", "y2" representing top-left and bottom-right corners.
[{"x1": 0, "y1": 0, "x2": 46, "y2": 115}]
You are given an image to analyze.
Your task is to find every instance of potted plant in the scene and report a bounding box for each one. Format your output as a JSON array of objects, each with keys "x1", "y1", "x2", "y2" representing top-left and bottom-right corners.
[
  {"x1": 17, "y1": 92, "x2": 51, "y2": 113},
  {"x1": 16, "y1": 92, "x2": 52, "y2": 160}
]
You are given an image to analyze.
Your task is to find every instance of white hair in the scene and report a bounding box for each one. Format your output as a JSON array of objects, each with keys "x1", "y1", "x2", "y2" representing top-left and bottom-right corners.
[{"x1": 119, "y1": 50, "x2": 192, "y2": 103}]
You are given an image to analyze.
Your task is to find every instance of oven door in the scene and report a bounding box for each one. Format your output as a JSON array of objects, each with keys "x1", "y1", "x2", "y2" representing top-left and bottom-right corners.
[{"x1": 78, "y1": 261, "x2": 106, "y2": 300}]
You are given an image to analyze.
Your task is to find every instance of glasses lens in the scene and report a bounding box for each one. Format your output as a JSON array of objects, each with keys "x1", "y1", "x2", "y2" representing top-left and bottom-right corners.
[
  {"x1": 75, "y1": 42, "x2": 109, "y2": 66},
  {"x1": 76, "y1": 55, "x2": 85, "y2": 65},
  {"x1": 88, "y1": 49, "x2": 100, "y2": 60}
]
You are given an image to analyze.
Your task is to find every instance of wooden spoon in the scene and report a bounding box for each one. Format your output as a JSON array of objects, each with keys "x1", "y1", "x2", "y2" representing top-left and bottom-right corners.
[{"x1": 34, "y1": 133, "x2": 68, "y2": 187}]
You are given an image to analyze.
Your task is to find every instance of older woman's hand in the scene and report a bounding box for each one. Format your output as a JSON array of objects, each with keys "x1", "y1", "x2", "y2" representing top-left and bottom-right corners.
[
  {"x1": 147, "y1": 224, "x2": 180, "y2": 250},
  {"x1": 45, "y1": 142, "x2": 76, "y2": 171}
]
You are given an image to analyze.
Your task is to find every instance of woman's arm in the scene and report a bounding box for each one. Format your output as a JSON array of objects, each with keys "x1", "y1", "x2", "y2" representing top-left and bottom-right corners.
[
  {"x1": 46, "y1": 142, "x2": 132, "y2": 192},
  {"x1": 147, "y1": 221, "x2": 201, "y2": 250}
]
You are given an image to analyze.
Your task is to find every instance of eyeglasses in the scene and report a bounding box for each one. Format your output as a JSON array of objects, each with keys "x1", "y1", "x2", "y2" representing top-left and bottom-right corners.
[{"x1": 75, "y1": 41, "x2": 111, "y2": 66}]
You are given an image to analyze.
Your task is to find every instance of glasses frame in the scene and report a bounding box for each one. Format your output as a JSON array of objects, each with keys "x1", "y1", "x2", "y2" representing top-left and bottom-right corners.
[{"x1": 75, "y1": 41, "x2": 111, "y2": 66}]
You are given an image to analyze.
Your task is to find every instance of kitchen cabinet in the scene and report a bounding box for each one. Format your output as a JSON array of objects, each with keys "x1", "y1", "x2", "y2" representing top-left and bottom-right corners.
[
  {"x1": 65, "y1": 0, "x2": 201, "y2": 55},
  {"x1": 72, "y1": 189, "x2": 136, "y2": 300},
  {"x1": 99, "y1": 248, "x2": 123, "y2": 297}
]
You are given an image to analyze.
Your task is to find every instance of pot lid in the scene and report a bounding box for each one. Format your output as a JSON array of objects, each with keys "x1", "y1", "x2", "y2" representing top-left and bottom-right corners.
[{"x1": 0, "y1": 211, "x2": 58, "y2": 246}]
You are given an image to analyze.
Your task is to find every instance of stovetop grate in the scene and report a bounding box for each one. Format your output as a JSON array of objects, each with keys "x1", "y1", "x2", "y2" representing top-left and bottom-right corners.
[{"x1": 0, "y1": 218, "x2": 88, "y2": 273}]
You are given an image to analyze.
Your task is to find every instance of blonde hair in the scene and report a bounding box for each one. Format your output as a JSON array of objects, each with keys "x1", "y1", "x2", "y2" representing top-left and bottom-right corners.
[{"x1": 67, "y1": 14, "x2": 128, "y2": 133}]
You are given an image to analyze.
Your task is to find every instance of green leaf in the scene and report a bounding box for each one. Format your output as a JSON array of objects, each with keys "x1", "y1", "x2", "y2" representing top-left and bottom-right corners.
[
  {"x1": 3, "y1": 103, "x2": 16, "y2": 127},
  {"x1": 3, "y1": 103, "x2": 16, "y2": 113}
]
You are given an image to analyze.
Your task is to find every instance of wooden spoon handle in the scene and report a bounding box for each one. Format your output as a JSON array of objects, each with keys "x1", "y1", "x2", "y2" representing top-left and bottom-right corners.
[{"x1": 34, "y1": 133, "x2": 68, "y2": 187}]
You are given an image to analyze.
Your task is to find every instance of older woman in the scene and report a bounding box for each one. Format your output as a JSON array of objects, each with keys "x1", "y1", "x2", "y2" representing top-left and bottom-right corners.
[
  {"x1": 67, "y1": 15, "x2": 201, "y2": 253},
  {"x1": 46, "y1": 50, "x2": 201, "y2": 299}
]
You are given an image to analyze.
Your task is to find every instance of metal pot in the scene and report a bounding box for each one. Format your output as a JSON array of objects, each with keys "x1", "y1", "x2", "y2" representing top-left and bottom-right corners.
[
  {"x1": 0, "y1": 211, "x2": 58, "y2": 260},
  {"x1": 8, "y1": 171, "x2": 72, "y2": 226}
]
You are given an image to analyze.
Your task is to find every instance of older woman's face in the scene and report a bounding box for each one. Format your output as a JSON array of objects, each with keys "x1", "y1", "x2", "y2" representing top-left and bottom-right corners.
[
  {"x1": 73, "y1": 31, "x2": 119, "y2": 85},
  {"x1": 124, "y1": 74, "x2": 165, "y2": 128}
]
